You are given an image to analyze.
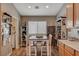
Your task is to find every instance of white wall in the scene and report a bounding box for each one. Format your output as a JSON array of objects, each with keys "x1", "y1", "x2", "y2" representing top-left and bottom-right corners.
[
  {"x1": 56, "y1": 4, "x2": 67, "y2": 20},
  {"x1": 67, "y1": 28, "x2": 79, "y2": 40},
  {"x1": 1, "y1": 3, "x2": 20, "y2": 49},
  {"x1": 56, "y1": 4, "x2": 66, "y2": 32},
  {"x1": 27, "y1": 16, "x2": 56, "y2": 26}
]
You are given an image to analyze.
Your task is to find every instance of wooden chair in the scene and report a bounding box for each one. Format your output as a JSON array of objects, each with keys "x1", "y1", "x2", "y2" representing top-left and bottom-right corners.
[
  {"x1": 48, "y1": 34, "x2": 52, "y2": 56},
  {"x1": 41, "y1": 46, "x2": 47, "y2": 56},
  {"x1": 31, "y1": 46, "x2": 37, "y2": 56}
]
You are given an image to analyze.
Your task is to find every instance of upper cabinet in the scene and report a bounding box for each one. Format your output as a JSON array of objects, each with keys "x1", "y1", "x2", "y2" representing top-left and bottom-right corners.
[
  {"x1": 66, "y1": 3, "x2": 79, "y2": 28},
  {"x1": 66, "y1": 3, "x2": 74, "y2": 28},
  {"x1": 74, "y1": 3, "x2": 79, "y2": 27}
]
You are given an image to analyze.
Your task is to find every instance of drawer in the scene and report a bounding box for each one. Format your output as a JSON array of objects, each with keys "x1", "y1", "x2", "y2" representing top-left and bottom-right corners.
[
  {"x1": 64, "y1": 50, "x2": 73, "y2": 56},
  {"x1": 65, "y1": 45, "x2": 74, "y2": 55},
  {"x1": 75, "y1": 51, "x2": 79, "y2": 56}
]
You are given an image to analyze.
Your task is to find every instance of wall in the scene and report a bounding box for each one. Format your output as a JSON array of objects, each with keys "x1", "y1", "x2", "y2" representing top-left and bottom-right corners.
[
  {"x1": 20, "y1": 16, "x2": 56, "y2": 42},
  {"x1": 21, "y1": 16, "x2": 56, "y2": 26},
  {"x1": 1, "y1": 3, "x2": 20, "y2": 52},
  {"x1": 68, "y1": 28, "x2": 79, "y2": 39},
  {"x1": 1, "y1": 3, "x2": 20, "y2": 20},
  {"x1": 56, "y1": 4, "x2": 67, "y2": 20}
]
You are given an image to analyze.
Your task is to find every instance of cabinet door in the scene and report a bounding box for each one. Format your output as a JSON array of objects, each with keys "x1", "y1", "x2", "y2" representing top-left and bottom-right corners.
[
  {"x1": 64, "y1": 50, "x2": 73, "y2": 56},
  {"x1": 74, "y1": 3, "x2": 79, "y2": 27},
  {"x1": 59, "y1": 47, "x2": 64, "y2": 56},
  {"x1": 65, "y1": 45, "x2": 74, "y2": 56},
  {"x1": 66, "y1": 3, "x2": 74, "y2": 28},
  {"x1": 75, "y1": 51, "x2": 79, "y2": 56},
  {"x1": 58, "y1": 42, "x2": 64, "y2": 56}
]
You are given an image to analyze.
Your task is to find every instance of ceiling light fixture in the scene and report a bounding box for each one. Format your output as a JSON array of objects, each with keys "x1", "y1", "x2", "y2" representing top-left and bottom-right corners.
[
  {"x1": 28, "y1": 6, "x2": 31, "y2": 8},
  {"x1": 45, "y1": 5, "x2": 49, "y2": 8},
  {"x1": 35, "y1": 6, "x2": 39, "y2": 9}
]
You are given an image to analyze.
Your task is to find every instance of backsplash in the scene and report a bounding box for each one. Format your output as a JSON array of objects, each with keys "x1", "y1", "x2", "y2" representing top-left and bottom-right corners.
[{"x1": 68, "y1": 28, "x2": 79, "y2": 39}]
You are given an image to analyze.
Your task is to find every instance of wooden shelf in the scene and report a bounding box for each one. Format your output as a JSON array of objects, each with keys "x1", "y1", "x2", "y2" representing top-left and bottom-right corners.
[{"x1": 21, "y1": 25, "x2": 26, "y2": 47}]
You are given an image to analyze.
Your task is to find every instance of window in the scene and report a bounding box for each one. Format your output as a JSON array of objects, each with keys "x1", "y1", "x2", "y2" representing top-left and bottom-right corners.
[{"x1": 28, "y1": 21, "x2": 47, "y2": 35}]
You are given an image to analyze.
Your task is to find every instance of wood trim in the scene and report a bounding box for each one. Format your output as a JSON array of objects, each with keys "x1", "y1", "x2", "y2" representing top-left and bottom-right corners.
[
  {"x1": 0, "y1": 3, "x2": 1, "y2": 55},
  {"x1": 0, "y1": 3, "x2": 2, "y2": 55},
  {"x1": 73, "y1": 3, "x2": 75, "y2": 26}
]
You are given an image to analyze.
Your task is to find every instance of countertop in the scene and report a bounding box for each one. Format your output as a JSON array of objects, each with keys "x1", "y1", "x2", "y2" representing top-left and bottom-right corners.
[{"x1": 58, "y1": 40, "x2": 79, "y2": 51}]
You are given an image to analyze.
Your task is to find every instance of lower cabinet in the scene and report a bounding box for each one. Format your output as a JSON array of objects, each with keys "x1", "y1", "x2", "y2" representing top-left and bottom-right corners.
[
  {"x1": 64, "y1": 50, "x2": 73, "y2": 56},
  {"x1": 64, "y1": 45, "x2": 74, "y2": 56},
  {"x1": 75, "y1": 51, "x2": 79, "y2": 56},
  {"x1": 59, "y1": 46, "x2": 64, "y2": 56},
  {"x1": 58, "y1": 42, "x2": 64, "y2": 56},
  {"x1": 58, "y1": 41, "x2": 77, "y2": 56}
]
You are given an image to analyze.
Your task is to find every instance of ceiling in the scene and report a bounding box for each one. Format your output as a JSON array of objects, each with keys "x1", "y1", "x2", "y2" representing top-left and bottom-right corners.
[{"x1": 13, "y1": 3, "x2": 64, "y2": 16}]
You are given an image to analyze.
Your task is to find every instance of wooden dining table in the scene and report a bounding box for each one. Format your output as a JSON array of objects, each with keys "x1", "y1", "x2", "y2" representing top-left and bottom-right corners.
[{"x1": 27, "y1": 35, "x2": 50, "y2": 56}]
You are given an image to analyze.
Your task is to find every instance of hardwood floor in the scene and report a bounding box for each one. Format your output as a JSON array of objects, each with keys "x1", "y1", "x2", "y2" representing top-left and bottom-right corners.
[
  {"x1": 51, "y1": 46, "x2": 59, "y2": 56},
  {"x1": 11, "y1": 47, "x2": 26, "y2": 56},
  {"x1": 11, "y1": 46, "x2": 58, "y2": 56}
]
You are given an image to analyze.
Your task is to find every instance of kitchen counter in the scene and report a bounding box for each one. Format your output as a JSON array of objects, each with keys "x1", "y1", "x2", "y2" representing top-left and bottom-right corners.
[{"x1": 58, "y1": 40, "x2": 79, "y2": 52}]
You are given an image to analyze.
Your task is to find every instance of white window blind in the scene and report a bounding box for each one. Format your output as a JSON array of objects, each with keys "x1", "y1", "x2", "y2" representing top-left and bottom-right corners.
[
  {"x1": 28, "y1": 21, "x2": 47, "y2": 34},
  {"x1": 28, "y1": 21, "x2": 37, "y2": 34},
  {"x1": 37, "y1": 21, "x2": 47, "y2": 34}
]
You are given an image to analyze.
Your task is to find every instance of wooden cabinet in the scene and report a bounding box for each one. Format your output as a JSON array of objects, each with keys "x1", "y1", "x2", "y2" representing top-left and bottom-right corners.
[
  {"x1": 64, "y1": 45, "x2": 74, "y2": 56},
  {"x1": 74, "y1": 3, "x2": 79, "y2": 27},
  {"x1": 59, "y1": 46, "x2": 64, "y2": 56},
  {"x1": 64, "y1": 50, "x2": 73, "y2": 56},
  {"x1": 58, "y1": 41, "x2": 75, "y2": 56},
  {"x1": 58, "y1": 42, "x2": 74, "y2": 56},
  {"x1": 66, "y1": 3, "x2": 79, "y2": 27},
  {"x1": 66, "y1": 3, "x2": 74, "y2": 28},
  {"x1": 75, "y1": 51, "x2": 79, "y2": 56},
  {"x1": 58, "y1": 42, "x2": 65, "y2": 56}
]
